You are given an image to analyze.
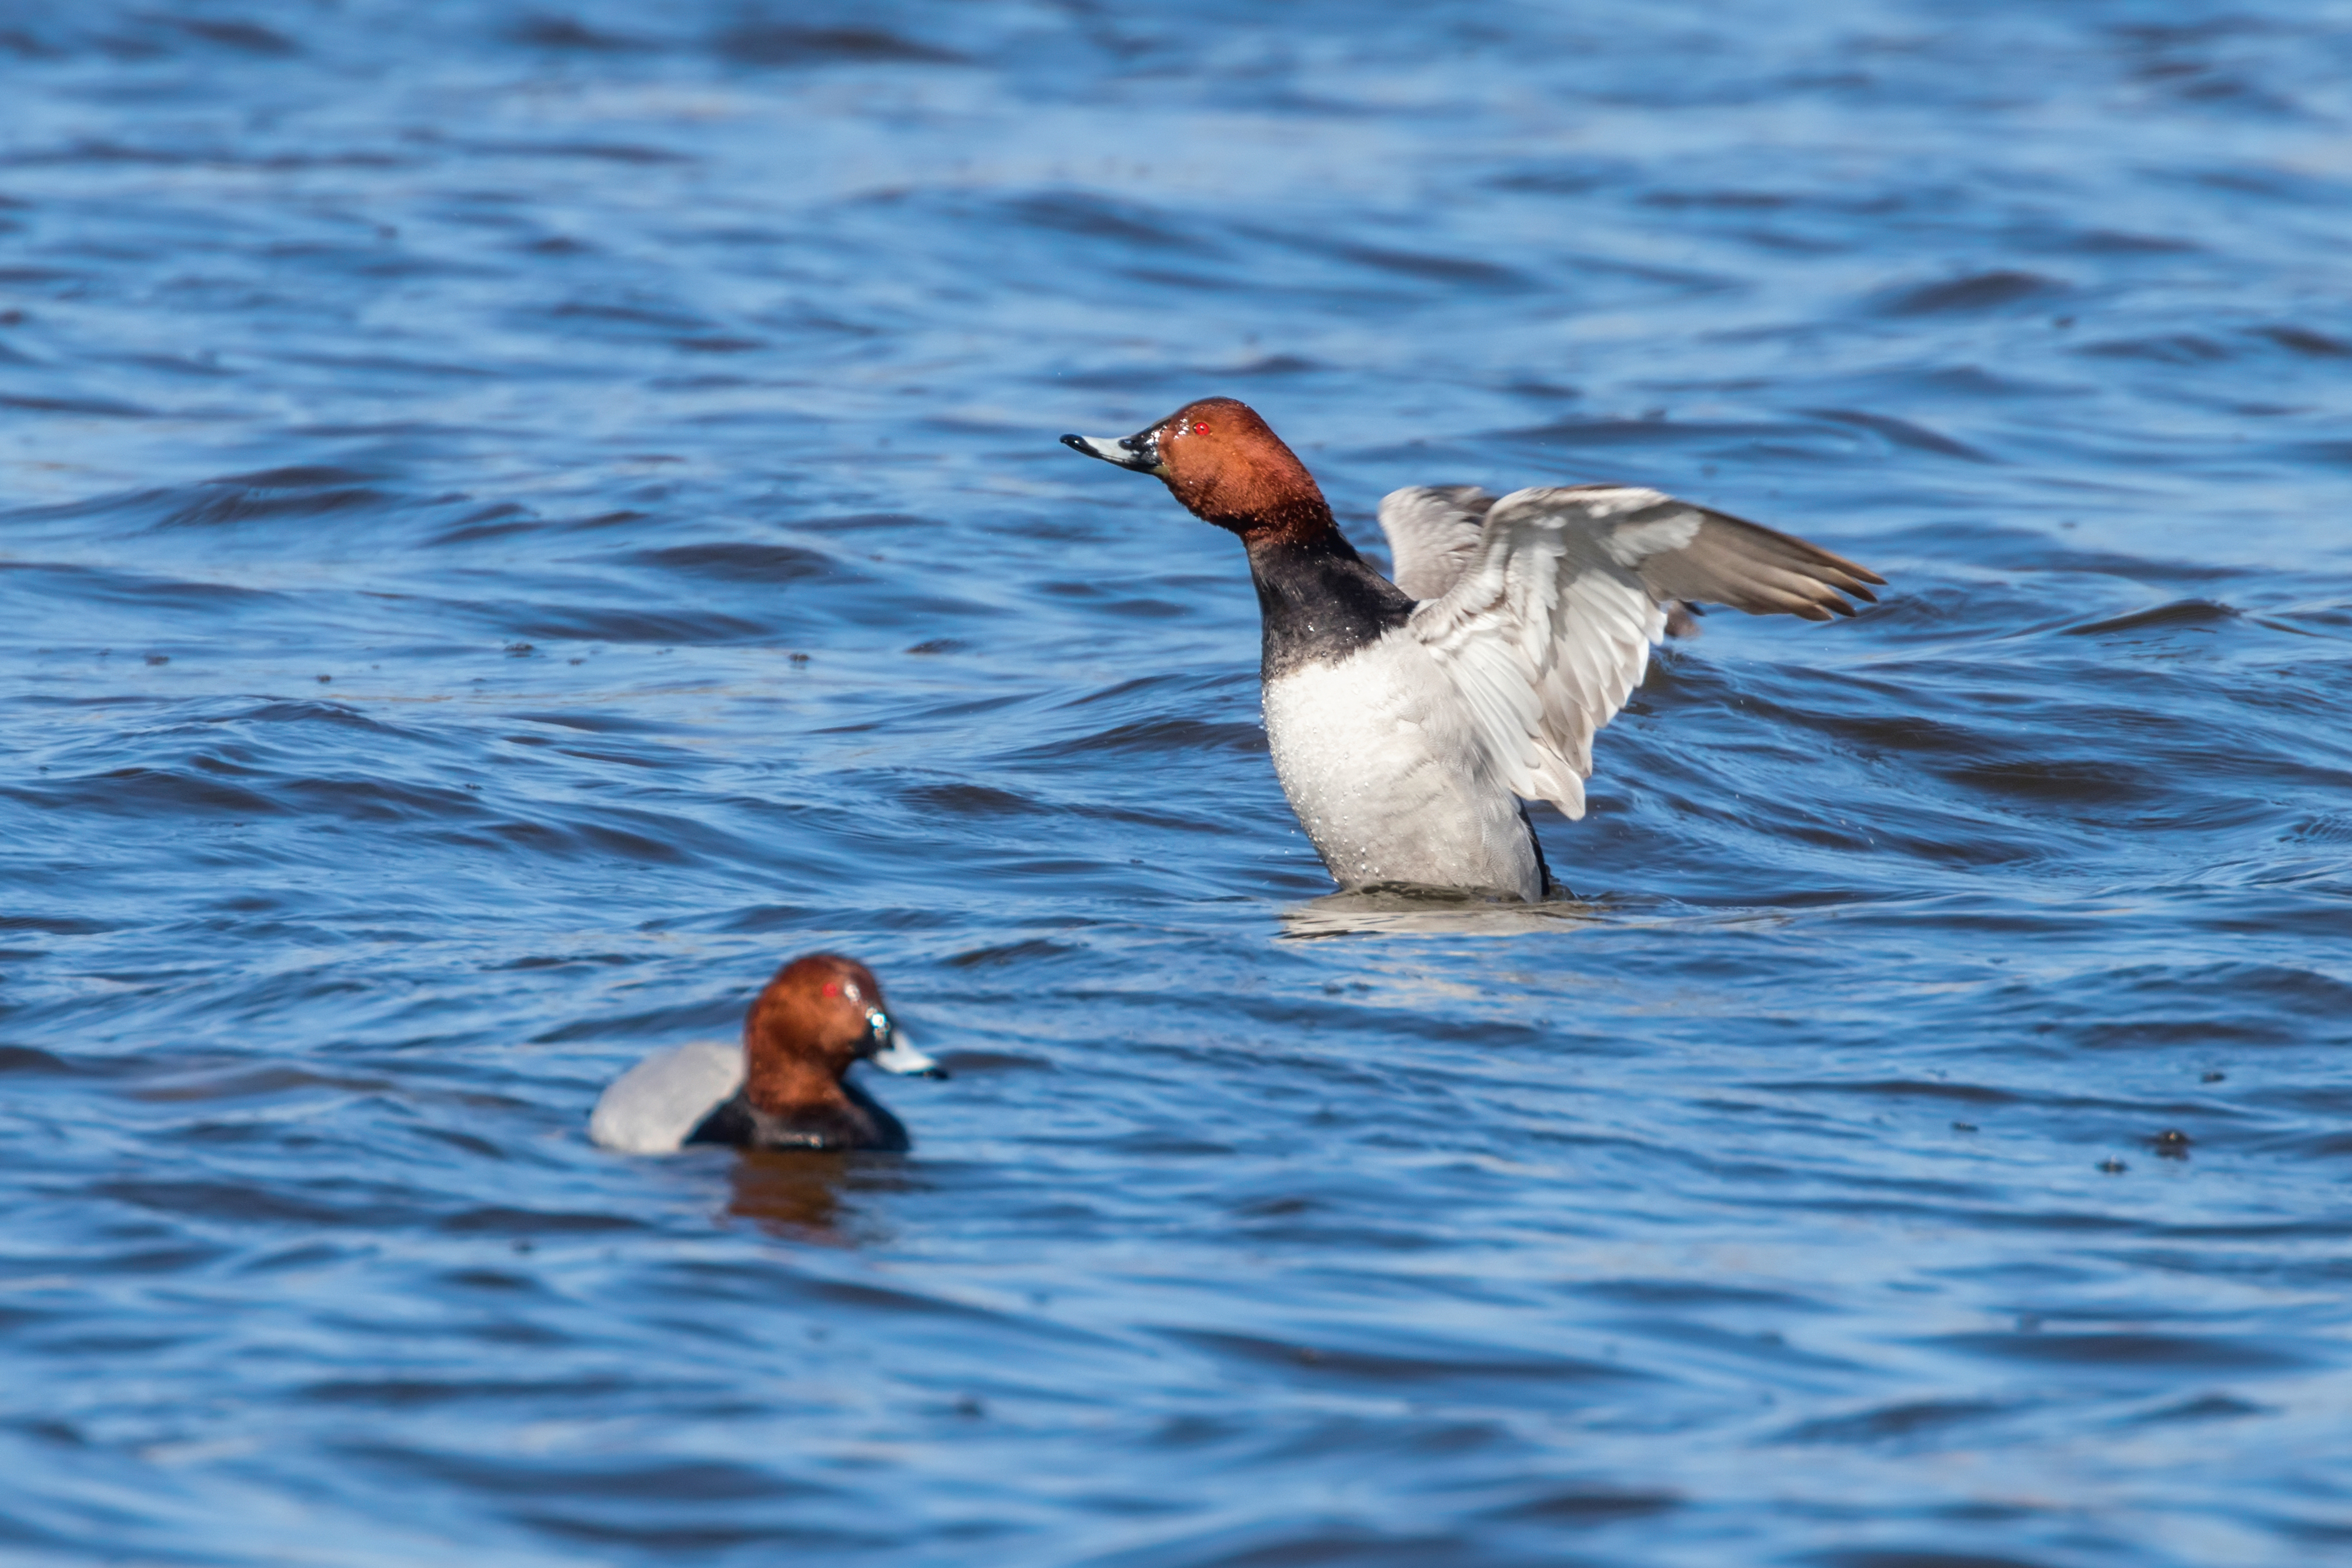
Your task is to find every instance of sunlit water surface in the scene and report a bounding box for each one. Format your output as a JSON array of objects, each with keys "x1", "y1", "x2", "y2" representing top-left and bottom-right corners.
[{"x1": 5, "y1": 2, "x2": 2351, "y2": 1564}]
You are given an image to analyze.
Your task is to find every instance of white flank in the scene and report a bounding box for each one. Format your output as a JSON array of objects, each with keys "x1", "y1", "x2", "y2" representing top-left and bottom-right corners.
[{"x1": 1262, "y1": 637, "x2": 1546, "y2": 902}]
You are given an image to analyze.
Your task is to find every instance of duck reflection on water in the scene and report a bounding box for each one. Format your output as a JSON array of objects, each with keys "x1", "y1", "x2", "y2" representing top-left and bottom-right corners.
[
  {"x1": 723, "y1": 1150, "x2": 853, "y2": 1239},
  {"x1": 1279, "y1": 883, "x2": 1603, "y2": 940}
]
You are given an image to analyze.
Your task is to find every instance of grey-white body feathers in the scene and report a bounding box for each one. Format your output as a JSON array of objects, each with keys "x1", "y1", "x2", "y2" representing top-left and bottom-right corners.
[{"x1": 1258, "y1": 484, "x2": 1880, "y2": 901}]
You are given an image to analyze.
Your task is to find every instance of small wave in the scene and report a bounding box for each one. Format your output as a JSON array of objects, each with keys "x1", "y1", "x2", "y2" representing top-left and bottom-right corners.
[
  {"x1": 623, "y1": 540, "x2": 836, "y2": 582},
  {"x1": 1017, "y1": 716, "x2": 1268, "y2": 759},
  {"x1": 1874, "y1": 269, "x2": 2069, "y2": 315},
  {"x1": 712, "y1": 24, "x2": 965, "y2": 66},
  {"x1": 2062, "y1": 598, "x2": 2240, "y2": 636}
]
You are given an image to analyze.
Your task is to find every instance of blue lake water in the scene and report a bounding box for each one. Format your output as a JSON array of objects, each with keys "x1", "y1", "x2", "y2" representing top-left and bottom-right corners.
[{"x1": 4, "y1": 2, "x2": 2351, "y2": 1563}]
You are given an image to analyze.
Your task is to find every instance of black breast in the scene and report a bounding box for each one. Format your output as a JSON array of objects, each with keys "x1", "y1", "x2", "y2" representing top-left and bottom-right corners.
[
  {"x1": 1247, "y1": 538, "x2": 1416, "y2": 681},
  {"x1": 685, "y1": 1079, "x2": 910, "y2": 1152}
]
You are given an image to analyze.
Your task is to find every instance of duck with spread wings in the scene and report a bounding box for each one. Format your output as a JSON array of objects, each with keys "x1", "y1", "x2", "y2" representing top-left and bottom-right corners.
[{"x1": 1063, "y1": 398, "x2": 1884, "y2": 902}]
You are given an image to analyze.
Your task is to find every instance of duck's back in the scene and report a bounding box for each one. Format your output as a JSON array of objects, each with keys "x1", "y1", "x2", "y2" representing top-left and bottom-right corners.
[{"x1": 588, "y1": 1039, "x2": 743, "y2": 1155}]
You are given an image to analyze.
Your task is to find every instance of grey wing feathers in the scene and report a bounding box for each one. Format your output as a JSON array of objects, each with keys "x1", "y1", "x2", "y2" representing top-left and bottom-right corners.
[
  {"x1": 1375, "y1": 486, "x2": 1495, "y2": 600},
  {"x1": 1404, "y1": 484, "x2": 1883, "y2": 818},
  {"x1": 1581, "y1": 486, "x2": 1891, "y2": 620}
]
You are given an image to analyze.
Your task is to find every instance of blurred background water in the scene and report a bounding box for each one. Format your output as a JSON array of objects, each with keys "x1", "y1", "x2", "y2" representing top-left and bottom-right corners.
[{"x1": 4, "y1": 1, "x2": 2351, "y2": 1563}]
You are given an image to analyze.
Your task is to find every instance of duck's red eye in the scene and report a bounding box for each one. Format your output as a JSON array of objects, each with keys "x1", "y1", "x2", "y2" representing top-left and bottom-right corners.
[
  {"x1": 1192, "y1": 422, "x2": 1208, "y2": 434},
  {"x1": 823, "y1": 982, "x2": 840, "y2": 997}
]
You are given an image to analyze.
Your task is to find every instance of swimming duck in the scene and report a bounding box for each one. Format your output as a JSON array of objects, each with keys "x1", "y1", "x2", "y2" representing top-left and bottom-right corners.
[
  {"x1": 588, "y1": 953, "x2": 943, "y2": 1155},
  {"x1": 1062, "y1": 398, "x2": 1883, "y2": 901}
]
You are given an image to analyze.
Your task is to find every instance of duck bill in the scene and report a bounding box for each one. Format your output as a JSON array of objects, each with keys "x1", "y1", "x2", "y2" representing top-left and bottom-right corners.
[
  {"x1": 1060, "y1": 427, "x2": 1162, "y2": 474},
  {"x1": 870, "y1": 1035, "x2": 946, "y2": 1079}
]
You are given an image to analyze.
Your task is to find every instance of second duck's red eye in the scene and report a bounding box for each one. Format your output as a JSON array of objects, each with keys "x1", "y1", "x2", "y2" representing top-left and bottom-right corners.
[
  {"x1": 823, "y1": 982, "x2": 840, "y2": 996},
  {"x1": 1192, "y1": 422, "x2": 1207, "y2": 434}
]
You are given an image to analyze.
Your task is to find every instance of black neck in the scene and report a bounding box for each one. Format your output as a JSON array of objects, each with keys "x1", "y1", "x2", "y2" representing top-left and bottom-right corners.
[{"x1": 1245, "y1": 531, "x2": 1415, "y2": 681}]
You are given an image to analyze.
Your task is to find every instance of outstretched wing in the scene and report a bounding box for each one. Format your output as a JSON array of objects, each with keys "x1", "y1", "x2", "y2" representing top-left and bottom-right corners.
[
  {"x1": 1405, "y1": 485, "x2": 1882, "y2": 818},
  {"x1": 1376, "y1": 486, "x2": 1495, "y2": 600}
]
